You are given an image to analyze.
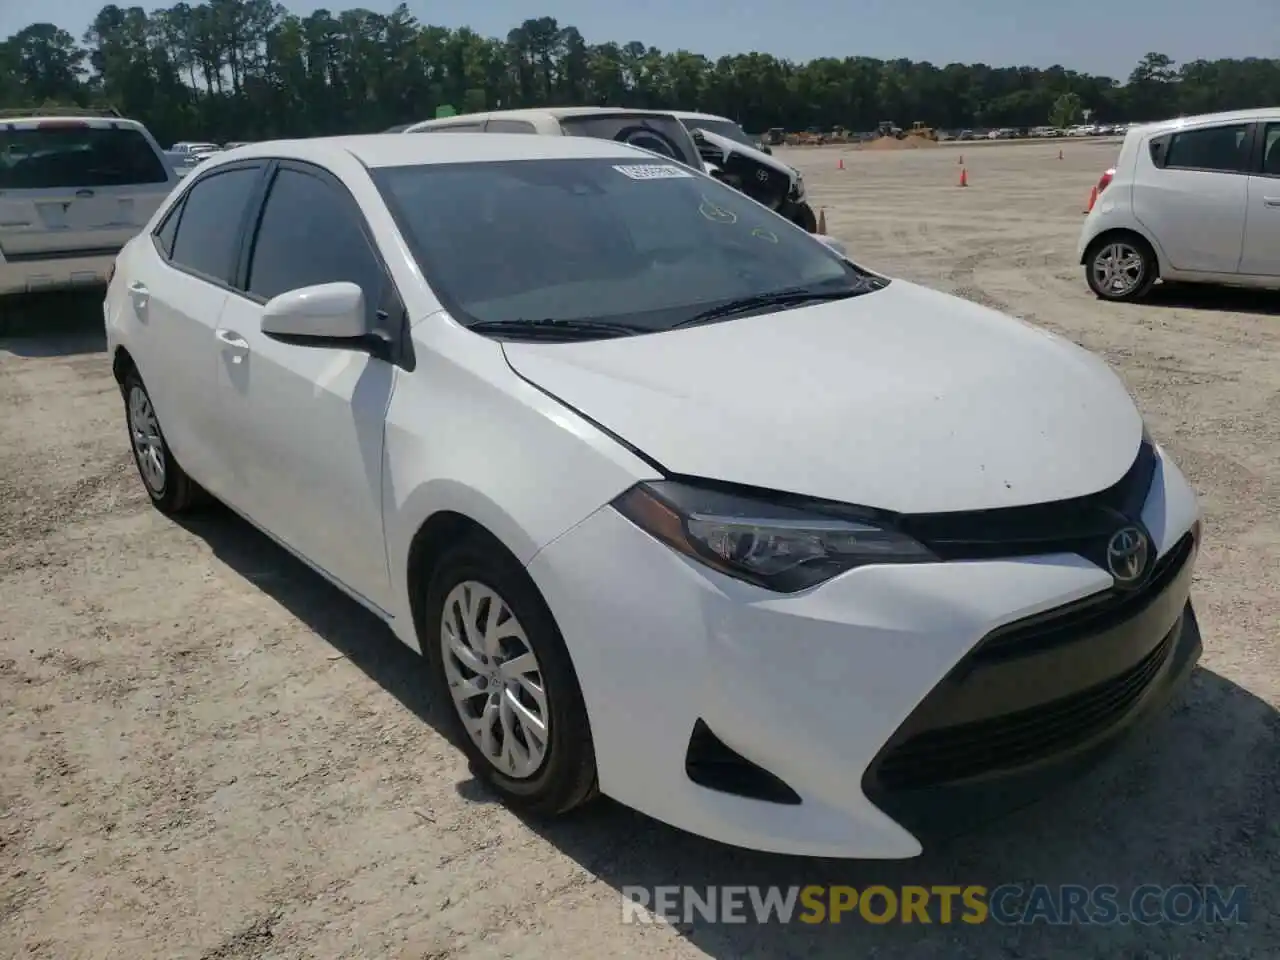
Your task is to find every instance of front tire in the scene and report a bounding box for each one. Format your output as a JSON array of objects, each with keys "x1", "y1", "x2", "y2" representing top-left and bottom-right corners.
[
  {"x1": 789, "y1": 200, "x2": 818, "y2": 233},
  {"x1": 120, "y1": 369, "x2": 203, "y2": 514},
  {"x1": 422, "y1": 535, "x2": 598, "y2": 817},
  {"x1": 1085, "y1": 233, "x2": 1158, "y2": 302}
]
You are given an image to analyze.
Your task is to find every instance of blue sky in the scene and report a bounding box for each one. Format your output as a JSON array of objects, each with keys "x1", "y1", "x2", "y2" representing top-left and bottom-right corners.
[{"x1": 9, "y1": 0, "x2": 1277, "y2": 79}]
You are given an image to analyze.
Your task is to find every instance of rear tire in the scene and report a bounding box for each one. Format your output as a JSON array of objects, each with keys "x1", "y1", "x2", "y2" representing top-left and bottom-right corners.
[
  {"x1": 120, "y1": 368, "x2": 204, "y2": 515},
  {"x1": 422, "y1": 534, "x2": 598, "y2": 817},
  {"x1": 790, "y1": 201, "x2": 818, "y2": 233},
  {"x1": 1085, "y1": 232, "x2": 1158, "y2": 302}
]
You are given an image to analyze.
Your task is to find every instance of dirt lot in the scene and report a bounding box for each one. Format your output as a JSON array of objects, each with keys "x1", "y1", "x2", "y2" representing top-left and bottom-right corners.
[{"x1": 2, "y1": 140, "x2": 1277, "y2": 959}]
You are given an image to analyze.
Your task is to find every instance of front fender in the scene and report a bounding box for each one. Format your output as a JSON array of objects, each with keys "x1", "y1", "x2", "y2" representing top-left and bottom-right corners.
[{"x1": 381, "y1": 314, "x2": 658, "y2": 643}]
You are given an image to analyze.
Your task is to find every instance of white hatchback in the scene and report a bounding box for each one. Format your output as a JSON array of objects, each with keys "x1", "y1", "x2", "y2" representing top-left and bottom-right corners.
[
  {"x1": 1078, "y1": 107, "x2": 1280, "y2": 301},
  {"x1": 106, "y1": 133, "x2": 1203, "y2": 859}
]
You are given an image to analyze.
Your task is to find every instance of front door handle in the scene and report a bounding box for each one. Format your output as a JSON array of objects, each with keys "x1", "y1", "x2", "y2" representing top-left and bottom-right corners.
[
  {"x1": 128, "y1": 282, "x2": 149, "y2": 311},
  {"x1": 215, "y1": 329, "x2": 249, "y2": 363},
  {"x1": 1264, "y1": 197, "x2": 1280, "y2": 208}
]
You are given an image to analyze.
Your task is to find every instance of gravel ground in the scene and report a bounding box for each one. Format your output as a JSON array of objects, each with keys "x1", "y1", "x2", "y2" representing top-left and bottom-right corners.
[{"x1": 1, "y1": 140, "x2": 1276, "y2": 959}]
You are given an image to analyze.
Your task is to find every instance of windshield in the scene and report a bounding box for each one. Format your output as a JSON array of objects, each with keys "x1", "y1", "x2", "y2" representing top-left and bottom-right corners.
[
  {"x1": 374, "y1": 158, "x2": 876, "y2": 335},
  {"x1": 681, "y1": 118, "x2": 754, "y2": 147},
  {"x1": 0, "y1": 126, "x2": 168, "y2": 189}
]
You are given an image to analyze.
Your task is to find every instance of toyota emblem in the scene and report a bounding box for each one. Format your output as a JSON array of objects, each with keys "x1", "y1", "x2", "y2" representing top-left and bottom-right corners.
[{"x1": 1106, "y1": 526, "x2": 1150, "y2": 587}]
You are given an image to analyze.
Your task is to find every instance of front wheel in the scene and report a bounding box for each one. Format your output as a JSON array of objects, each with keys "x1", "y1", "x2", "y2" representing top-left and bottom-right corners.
[
  {"x1": 785, "y1": 200, "x2": 818, "y2": 233},
  {"x1": 1085, "y1": 233, "x2": 1158, "y2": 302},
  {"x1": 422, "y1": 535, "x2": 598, "y2": 817}
]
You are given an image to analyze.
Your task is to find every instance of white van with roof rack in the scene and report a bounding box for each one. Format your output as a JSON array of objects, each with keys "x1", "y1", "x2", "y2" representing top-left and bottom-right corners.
[{"x1": 0, "y1": 107, "x2": 177, "y2": 307}]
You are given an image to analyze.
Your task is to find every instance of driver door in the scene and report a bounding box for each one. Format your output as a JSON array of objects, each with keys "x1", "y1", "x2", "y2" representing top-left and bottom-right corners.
[{"x1": 215, "y1": 161, "x2": 400, "y2": 613}]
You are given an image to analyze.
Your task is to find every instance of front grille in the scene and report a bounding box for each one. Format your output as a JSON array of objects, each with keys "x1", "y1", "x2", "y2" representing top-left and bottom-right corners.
[
  {"x1": 876, "y1": 623, "x2": 1178, "y2": 790},
  {"x1": 976, "y1": 531, "x2": 1195, "y2": 661},
  {"x1": 898, "y1": 440, "x2": 1157, "y2": 561}
]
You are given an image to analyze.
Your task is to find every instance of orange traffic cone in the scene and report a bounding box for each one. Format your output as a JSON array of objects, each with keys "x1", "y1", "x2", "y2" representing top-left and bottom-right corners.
[
  {"x1": 837, "y1": 157, "x2": 844, "y2": 170},
  {"x1": 817, "y1": 208, "x2": 827, "y2": 233},
  {"x1": 1058, "y1": 148, "x2": 1064, "y2": 160},
  {"x1": 1084, "y1": 185, "x2": 1097, "y2": 213},
  {"x1": 958, "y1": 154, "x2": 964, "y2": 165},
  {"x1": 958, "y1": 167, "x2": 968, "y2": 187}
]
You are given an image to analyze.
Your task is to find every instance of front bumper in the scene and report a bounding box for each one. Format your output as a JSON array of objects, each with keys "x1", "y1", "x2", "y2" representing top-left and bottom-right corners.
[
  {"x1": 527, "y1": 449, "x2": 1201, "y2": 858},
  {"x1": 0, "y1": 250, "x2": 119, "y2": 296}
]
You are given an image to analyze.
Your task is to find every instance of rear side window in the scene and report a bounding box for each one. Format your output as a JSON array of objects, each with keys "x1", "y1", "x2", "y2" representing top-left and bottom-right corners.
[
  {"x1": 0, "y1": 125, "x2": 168, "y2": 189},
  {"x1": 418, "y1": 122, "x2": 485, "y2": 133},
  {"x1": 169, "y1": 167, "x2": 261, "y2": 282},
  {"x1": 245, "y1": 167, "x2": 386, "y2": 320},
  {"x1": 559, "y1": 114, "x2": 701, "y2": 168},
  {"x1": 1161, "y1": 124, "x2": 1250, "y2": 173},
  {"x1": 486, "y1": 119, "x2": 537, "y2": 133},
  {"x1": 154, "y1": 199, "x2": 183, "y2": 258}
]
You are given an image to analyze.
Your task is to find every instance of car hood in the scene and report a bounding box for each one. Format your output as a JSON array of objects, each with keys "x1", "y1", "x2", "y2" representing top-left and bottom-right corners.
[
  {"x1": 500, "y1": 280, "x2": 1143, "y2": 513},
  {"x1": 695, "y1": 128, "x2": 798, "y2": 180}
]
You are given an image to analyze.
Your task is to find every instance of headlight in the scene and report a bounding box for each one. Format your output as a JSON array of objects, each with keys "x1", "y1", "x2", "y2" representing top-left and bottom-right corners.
[
  {"x1": 792, "y1": 174, "x2": 806, "y2": 199},
  {"x1": 612, "y1": 481, "x2": 934, "y2": 593}
]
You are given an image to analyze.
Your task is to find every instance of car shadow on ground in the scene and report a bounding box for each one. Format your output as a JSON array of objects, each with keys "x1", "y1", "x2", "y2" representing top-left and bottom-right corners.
[
  {"x1": 181, "y1": 507, "x2": 1278, "y2": 959},
  {"x1": 0, "y1": 290, "x2": 107, "y2": 357},
  {"x1": 1146, "y1": 282, "x2": 1280, "y2": 316}
]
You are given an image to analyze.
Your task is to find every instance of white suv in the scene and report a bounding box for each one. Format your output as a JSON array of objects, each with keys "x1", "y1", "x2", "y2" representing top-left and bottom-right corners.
[
  {"x1": 0, "y1": 109, "x2": 177, "y2": 306},
  {"x1": 1077, "y1": 107, "x2": 1280, "y2": 301}
]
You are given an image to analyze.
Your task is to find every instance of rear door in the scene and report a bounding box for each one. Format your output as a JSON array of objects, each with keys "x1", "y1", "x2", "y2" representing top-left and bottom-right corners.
[
  {"x1": 1135, "y1": 122, "x2": 1253, "y2": 274},
  {"x1": 1240, "y1": 120, "x2": 1280, "y2": 277},
  {"x1": 127, "y1": 162, "x2": 267, "y2": 496},
  {"x1": 0, "y1": 118, "x2": 176, "y2": 262}
]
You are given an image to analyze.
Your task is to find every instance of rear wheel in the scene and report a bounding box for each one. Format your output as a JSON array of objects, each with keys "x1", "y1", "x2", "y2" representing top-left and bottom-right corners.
[
  {"x1": 1085, "y1": 233, "x2": 1158, "y2": 302},
  {"x1": 121, "y1": 368, "x2": 204, "y2": 514}
]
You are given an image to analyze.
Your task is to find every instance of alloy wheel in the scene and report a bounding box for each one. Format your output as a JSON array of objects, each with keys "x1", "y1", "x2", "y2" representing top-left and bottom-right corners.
[
  {"x1": 1091, "y1": 242, "x2": 1145, "y2": 297},
  {"x1": 440, "y1": 580, "x2": 550, "y2": 779}
]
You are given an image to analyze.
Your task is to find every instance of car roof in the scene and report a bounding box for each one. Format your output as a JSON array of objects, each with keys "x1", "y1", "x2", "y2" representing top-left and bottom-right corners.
[
  {"x1": 408, "y1": 106, "x2": 685, "y2": 127},
  {"x1": 0, "y1": 115, "x2": 149, "y2": 132},
  {"x1": 668, "y1": 111, "x2": 735, "y2": 124},
  {"x1": 1130, "y1": 107, "x2": 1277, "y2": 135},
  {"x1": 204, "y1": 133, "x2": 664, "y2": 170}
]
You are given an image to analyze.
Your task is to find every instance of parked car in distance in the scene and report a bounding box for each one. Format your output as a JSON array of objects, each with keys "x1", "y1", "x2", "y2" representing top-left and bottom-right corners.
[
  {"x1": 165, "y1": 141, "x2": 220, "y2": 177},
  {"x1": 669, "y1": 110, "x2": 818, "y2": 232},
  {"x1": 0, "y1": 108, "x2": 176, "y2": 312},
  {"x1": 105, "y1": 132, "x2": 1203, "y2": 859},
  {"x1": 402, "y1": 106, "x2": 819, "y2": 232},
  {"x1": 1078, "y1": 107, "x2": 1279, "y2": 301}
]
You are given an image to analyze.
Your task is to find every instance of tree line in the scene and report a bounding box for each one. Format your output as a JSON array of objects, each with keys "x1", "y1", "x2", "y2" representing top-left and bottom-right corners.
[{"x1": 1, "y1": 2, "x2": 1277, "y2": 146}]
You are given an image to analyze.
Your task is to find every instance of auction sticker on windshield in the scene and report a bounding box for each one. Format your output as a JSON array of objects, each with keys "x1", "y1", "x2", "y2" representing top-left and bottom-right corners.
[{"x1": 613, "y1": 164, "x2": 694, "y2": 180}]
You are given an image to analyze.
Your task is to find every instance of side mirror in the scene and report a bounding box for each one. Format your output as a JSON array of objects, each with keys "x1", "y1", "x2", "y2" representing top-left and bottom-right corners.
[
  {"x1": 814, "y1": 234, "x2": 847, "y2": 257},
  {"x1": 261, "y1": 281, "x2": 372, "y2": 343},
  {"x1": 704, "y1": 162, "x2": 724, "y2": 180}
]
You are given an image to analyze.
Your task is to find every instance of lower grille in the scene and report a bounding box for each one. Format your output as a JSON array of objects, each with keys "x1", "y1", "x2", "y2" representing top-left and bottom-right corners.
[{"x1": 876, "y1": 623, "x2": 1177, "y2": 790}]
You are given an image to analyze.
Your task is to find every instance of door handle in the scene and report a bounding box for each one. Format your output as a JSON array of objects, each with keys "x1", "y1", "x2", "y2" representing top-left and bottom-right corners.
[
  {"x1": 215, "y1": 329, "x2": 249, "y2": 363},
  {"x1": 1264, "y1": 197, "x2": 1280, "y2": 208},
  {"x1": 216, "y1": 329, "x2": 249, "y2": 348},
  {"x1": 128, "y1": 281, "x2": 149, "y2": 310}
]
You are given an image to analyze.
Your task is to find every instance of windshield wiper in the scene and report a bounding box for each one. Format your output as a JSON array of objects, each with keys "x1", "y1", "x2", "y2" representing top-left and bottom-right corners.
[
  {"x1": 466, "y1": 317, "x2": 645, "y2": 340},
  {"x1": 671, "y1": 286, "x2": 871, "y2": 329}
]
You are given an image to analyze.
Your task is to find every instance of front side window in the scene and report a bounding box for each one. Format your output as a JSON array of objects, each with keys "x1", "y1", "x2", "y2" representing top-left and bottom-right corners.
[
  {"x1": 486, "y1": 119, "x2": 537, "y2": 134},
  {"x1": 374, "y1": 157, "x2": 880, "y2": 336},
  {"x1": 246, "y1": 167, "x2": 385, "y2": 319},
  {"x1": 169, "y1": 167, "x2": 261, "y2": 281},
  {"x1": 1261, "y1": 123, "x2": 1280, "y2": 177},
  {"x1": 0, "y1": 125, "x2": 169, "y2": 189},
  {"x1": 1163, "y1": 124, "x2": 1250, "y2": 173}
]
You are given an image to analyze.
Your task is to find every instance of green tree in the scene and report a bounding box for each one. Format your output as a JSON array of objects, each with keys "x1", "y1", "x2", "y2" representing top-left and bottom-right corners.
[
  {"x1": 1049, "y1": 92, "x2": 1083, "y2": 128},
  {"x1": 2, "y1": 2, "x2": 1278, "y2": 146}
]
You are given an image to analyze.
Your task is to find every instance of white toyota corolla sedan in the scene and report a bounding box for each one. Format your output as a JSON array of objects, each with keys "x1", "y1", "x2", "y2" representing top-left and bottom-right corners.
[{"x1": 105, "y1": 133, "x2": 1203, "y2": 859}]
